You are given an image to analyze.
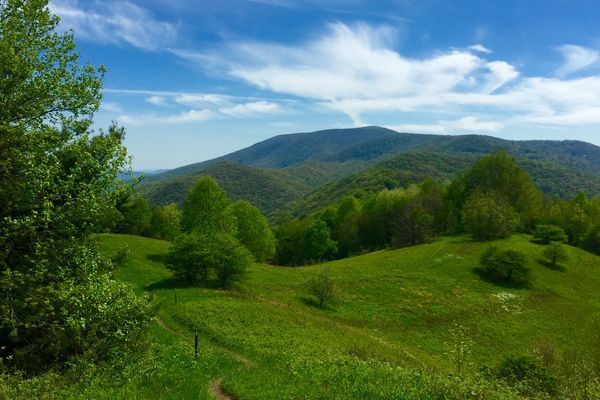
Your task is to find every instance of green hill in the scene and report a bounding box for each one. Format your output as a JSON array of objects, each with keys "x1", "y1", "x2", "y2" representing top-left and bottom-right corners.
[
  {"x1": 285, "y1": 152, "x2": 600, "y2": 219},
  {"x1": 140, "y1": 127, "x2": 600, "y2": 219},
  {"x1": 19, "y1": 233, "x2": 599, "y2": 399},
  {"x1": 140, "y1": 160, "x2": 366, "y2": 214}
]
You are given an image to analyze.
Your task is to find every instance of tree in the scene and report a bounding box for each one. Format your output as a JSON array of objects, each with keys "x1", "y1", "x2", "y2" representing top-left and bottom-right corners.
[
  {"x1": 463, "y1": 191, "x2": 518, "y2": 241},
  {"x1": 583, "y1": 224, "x2": 600, "y2": 256},
  {"x1": 303, "y1": 219, "x2": 338, "y2": 263},
  {"x1": 229, "y1": 200, "x2": 275, "y2": 262},
  {"x1": 166, "y1": 233, "x2": 252, "y2": 287},
  {"x1": 149, "y1": 203, "x2": 181, "y2": 241},
  {"x1": 117, "y1": 196, "x2": 152, "y2": 236},
  {"x1": 332, "y1": 196, "x2": 361, "y2": 257},
  {"x1": 0, "y1": 0, "x2": 150, "y2": 372},
  {"x1": 532, "y1": 225, "x2": 568, "y2": 245},
  {"x1": 543, "y1": 242, "x2": 568, "y2": 268},
  {"x1": 480, "y1": 246, "x2": 530, "y2": 285},
  {"x1": 448, "y1": 151, "x2": 541, "y2": 232},
  {"x1": 305, "y1": 268, "x2": 337, "y2": 308},
  {"x1": 181, "y1": 176, "x2": 235, "y2": 235}
]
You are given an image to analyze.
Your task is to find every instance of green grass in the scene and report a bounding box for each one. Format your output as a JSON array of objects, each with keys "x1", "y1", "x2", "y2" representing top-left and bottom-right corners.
[{"x1": 5, "y1": 233, "x2": 600, "y2": 399}]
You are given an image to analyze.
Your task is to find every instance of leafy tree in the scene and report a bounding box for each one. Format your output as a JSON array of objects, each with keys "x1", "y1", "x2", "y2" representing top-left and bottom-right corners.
[
  {"x1": 117, "y1": 196, "x2": 152, "y2": 236},
  {"x1": 229, "y1": 200, "x2": 275, "y2": 262},
  {"x1": 0, "y1": 0, "x2": 150, "y2": 372},
  {"x1": 480, "y1": 247, "x2": 530, "y2": 285},
  {"x1": 305, "y1": 268, "x2": 337, "y2": 308},
  {"x1": 166, "y1": 233, "x2": 252, "y2": 287},
  {"x1": 149, "y1": 203, "x2": 181, "y2": 241},
  {"x1": 448, "y1": 151, "x2": 541, "y2": 232},
  {"x1": 303, "y1": 219, "x2": 338, "y2": 263},
  {"x1": 532, "y1": 225, "x2": 568, "y2": 245},
  {"x1": 463, "y1": 191, "x2": 518, "y2": 241},
  {"x1": 393, "y1": 201, "x2": 433, "y2": 247},
  {"x1": 332, "y1": 196, "x2": 361, "y2": 257},
  {"x1": 181, "y1": 176, "x2": 235, "y2": 235},
  {"x1": 543, "y1": 242, "x2": 568, "y2": 268},
  {"x1": 583, "y1": 224, "x2": 600, "y2": 256}
]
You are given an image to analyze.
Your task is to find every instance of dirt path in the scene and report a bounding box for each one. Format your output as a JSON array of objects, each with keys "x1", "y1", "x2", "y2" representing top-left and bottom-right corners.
[{"x1": 210, "y1": 379, "x2": 235, "y2": 400}]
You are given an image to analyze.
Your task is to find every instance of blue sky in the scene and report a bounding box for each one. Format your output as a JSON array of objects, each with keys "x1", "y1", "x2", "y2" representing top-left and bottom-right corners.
[{"x1": 50, "y1": 0, "x2": 600, "y2": 170}]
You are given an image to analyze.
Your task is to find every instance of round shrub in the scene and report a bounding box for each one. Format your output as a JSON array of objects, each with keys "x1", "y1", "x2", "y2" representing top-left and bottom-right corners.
[
  {"x1": 532, "y1": 225, "x2": 568, "y2": 245},
  {"x1": 480, "y1": 246, "x2": 530, "y2": 285},
  {"x1": 496, "y1": 355, "x2": 558, "y2": 396}
]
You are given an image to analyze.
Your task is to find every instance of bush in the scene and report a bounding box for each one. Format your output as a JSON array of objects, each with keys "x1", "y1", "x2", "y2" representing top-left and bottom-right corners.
[
  {"x1": 495, "y1": 355, "x2": 558, "y2": 396},
  {"x1": 532, "y1": 225, "x2": 568, "y2": 245},
  {"x1": 305, "y1": 268, "x2": 337, "y2": 308},
  {"x1": 480, "y1": 247, "x2": 530, "y2": 285},
  {"x1": 543, "y1": 242, "x2": 568, "y2": 268},
  {"x1": 166, "y1": 233, "x2": 252, "y2": 288}
]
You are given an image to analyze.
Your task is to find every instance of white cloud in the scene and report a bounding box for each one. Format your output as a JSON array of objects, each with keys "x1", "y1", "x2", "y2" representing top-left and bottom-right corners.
[
  {"x1": 441, "y1": 116, "x2": 503, "y2": 132},
  {"x1": 50, "y1": 0, "x2": 176, "y2": 51},
  {"x1": 172, "y1": 22, "x2": 600, "y2": 128},
  {"x1": 468, "y1": 44, "x2": 492, "y2": 54},
  {"x1": 146, "y1": 96, "x2": 167, "y2": 106},
  {"x1": 219, "y1": 101, "x2": 281, "y2": 117},
  {"x1": 555, "y1": 45, "x2": 599, "y2": 77},
  {"x1": 165, "y1": 109, "x2": 215, "y2": 123},
  {"x1": 386, "y1": 123, "x2": 446, "y2": 134}
]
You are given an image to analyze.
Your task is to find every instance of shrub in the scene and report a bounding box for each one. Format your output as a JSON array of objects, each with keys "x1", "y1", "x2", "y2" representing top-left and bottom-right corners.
[
  {"x1": 305, "y1": 268, "x2": 337, "y2": 308},
  {"x1": 543, "y1": 242, "x2": 568, "y2": 268},
  {"x1": 480, "y1": 247, "x2": 530, "y2": 285},
  {"x1": 495, "y1": 355, "x2": 558, "y2": 396},
  {"x1": 166, "y1": 233, "x2": 252, "y2": 288},
  {"x1": 532, "y1": 225, "x2": 568, "y2": 245},
  {"x1": 110, "y1": 245, "x2": 131, "y2": 268}
]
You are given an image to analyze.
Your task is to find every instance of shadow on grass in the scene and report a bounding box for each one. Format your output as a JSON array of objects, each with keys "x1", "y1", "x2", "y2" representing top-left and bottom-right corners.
[
  {"x1": 146, "y1": 253, "x2": 167, "y2": 264},
  {"x1": 145, "y1": 277, "x2": 231, "y2": 291},
  {"x1": 472, "y1": 266, "x2": 531, "y2": 289},
  {"x1": 299, "y1": 296, "x2": 337, "y2": 310},
  {"x1": 537, "y1": 259, "x2": 566, "y2": 272}
]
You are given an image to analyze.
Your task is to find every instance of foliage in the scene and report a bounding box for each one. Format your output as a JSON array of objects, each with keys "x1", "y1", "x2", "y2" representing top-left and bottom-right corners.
[
  {"x1": 149, "y1": 203, "x2": 181, "y2": 241},
  {"x1": 275, "y1": 218, "x2": 337, "y2": 266},
  {"x1": 448, "y1": 151, "x2": 542, "y2": 232},
  {"x1": 463, "y1": 191, "x2": 518, "y2": 241},
  {"x1": 230, "y1": 200, "x2": 276, "y2": 262},
  {"x1": 181, "y1": 176, "x2": 235, "y2": 235},
  {"x1": 480, "y1": 247, "x2": 530, "y2": 285},
  {"x1": 543, "y1": 242, "x2": 569, "y2": 268},
  {"x1": 446, "y1": 322, "x2": 474, "y2": 377},
  {"x1": 532, "y1": 224, "x2": 568, "y2": 245},
  {"x1": 166, "y1": 232, "x2": 252, "y2": 287},
  {"x1": 116, "y1": 196, "x2": 152, "y2": 236},
  {"x1": 495, "y1": 355, "x2": 558, "y2": 396},
  {"x1": 0, "y1": 0, "x2": 149, "y2": 373},
  {"x1": 583, "y1": 224, "x2": 600, "y2": 256},
  {"x1": 305, "y1": 268, "x2": 337, "y2": 308}
]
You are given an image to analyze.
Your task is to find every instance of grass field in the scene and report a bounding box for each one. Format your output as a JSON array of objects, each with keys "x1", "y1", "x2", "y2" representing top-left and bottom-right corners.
[{"x1": 6, "y1": 233, "x2": 600, "y2": 399}]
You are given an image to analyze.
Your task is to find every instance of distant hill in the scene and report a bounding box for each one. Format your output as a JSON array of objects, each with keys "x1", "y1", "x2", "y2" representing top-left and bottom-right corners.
[
  {"x1": 140, "y1": 160, "x2": 366, "y2": 214},
  {"x1": 140, "y1": 126, "x2": 600, "y2": 217},
  {"x1": 284, "y1": 151, "x2": 600, "y2": 220}
]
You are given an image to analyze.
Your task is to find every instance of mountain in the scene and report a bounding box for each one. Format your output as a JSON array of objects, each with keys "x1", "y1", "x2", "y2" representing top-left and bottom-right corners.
[{"x1": 140, "y1": 126, "x2": 600, "y2": 217}]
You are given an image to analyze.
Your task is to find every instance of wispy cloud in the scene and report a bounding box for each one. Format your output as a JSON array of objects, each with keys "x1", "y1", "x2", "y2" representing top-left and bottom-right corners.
[
  {"x1": 171, "y1": 22, "x2": 600, "y2": 129},
  {"x1": 555, "y1": 44, "x2": 599, "y2": 77},
  {"x1": 50, "y1": 0, "x2": 176, "y2": 51}
]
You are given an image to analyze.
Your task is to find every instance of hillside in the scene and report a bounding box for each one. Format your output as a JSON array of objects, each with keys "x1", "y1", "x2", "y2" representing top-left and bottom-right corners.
[
  {"x1": 140, "y1": 127, "x2": 600, "y2": 218},
  {"x1": 19, "y1": 233, "x2": 599, "y2": 399},
  {"x1": 140, "y1": 160, "x2": 366, "y2": 214},
  {"x1": 285, "y1": 151, "x2": 600, "y2": 219}
]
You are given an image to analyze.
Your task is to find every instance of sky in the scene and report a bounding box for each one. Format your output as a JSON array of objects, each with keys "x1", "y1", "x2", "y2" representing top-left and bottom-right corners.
[{"x1": 49, "y1": 0, "x2": 600, "y2": 170}]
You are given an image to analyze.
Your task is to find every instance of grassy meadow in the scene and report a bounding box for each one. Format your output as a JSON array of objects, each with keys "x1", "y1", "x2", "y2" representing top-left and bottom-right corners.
[{"x1": 8, "y1": 233, "x2": 599, "y2": 399}]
